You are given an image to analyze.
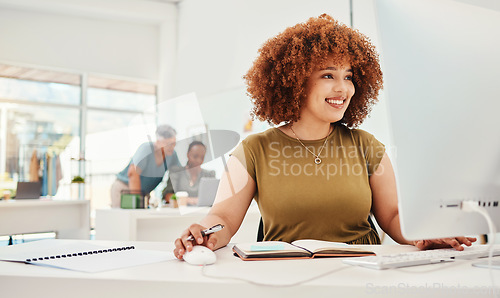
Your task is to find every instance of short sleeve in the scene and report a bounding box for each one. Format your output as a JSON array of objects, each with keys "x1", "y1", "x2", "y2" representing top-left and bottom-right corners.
[
  {"x1": 230, "y1": 140, "x2": 256, "y2": 181},
  {"x1": 132, "y1": 143, "x2": 154, "y2": 170},
  {"x1": 365, "y1": 134, "x2": 386, "y2": 176}
]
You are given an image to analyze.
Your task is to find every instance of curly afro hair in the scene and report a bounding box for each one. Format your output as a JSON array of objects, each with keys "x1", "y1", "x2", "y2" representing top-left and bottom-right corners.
[{"x1": 244, "y1": 14, "x2": 383, "y2": 128}]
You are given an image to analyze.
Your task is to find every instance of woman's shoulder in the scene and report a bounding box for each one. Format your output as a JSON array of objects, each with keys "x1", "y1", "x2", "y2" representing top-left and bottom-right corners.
[
  {"x1": 135, "y1": 142, "x2": 153, "y2": 152},
  {"x1": 200, "y1": 168, "x2": 216, "y2": 177},
  {"x1": 336, "y1": 124, "x2": 377, "y2": 143},
  {"x1": 232, "y1": 128, "x2": 281, "y2": 160},
  {"x1": 168, "y1": 165, "x2": 185, "y2": 178},
  {"x1": 169, "y1": 165, "x2": 184, "y2": 172},
  {"x1": 241, "y1": 128, "x2": 281, "y2": 145},
  {"x1": 132, "y1": 142, "x2": 154, "y2": 163}
]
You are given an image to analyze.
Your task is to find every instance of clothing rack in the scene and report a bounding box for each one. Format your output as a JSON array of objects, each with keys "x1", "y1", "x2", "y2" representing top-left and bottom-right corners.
[
  {"x1": 18, "y1": 144, "x2": 68, "y2": 181},
  {"x1": 18, "y1": 144, "x2": 70, "y2": 197}
]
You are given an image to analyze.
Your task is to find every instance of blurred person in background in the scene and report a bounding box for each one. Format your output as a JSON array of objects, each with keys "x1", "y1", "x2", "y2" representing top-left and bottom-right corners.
[
  {"x1": 163, "y1": 140, "x2": 215, "y2": 205},
  {"x1": 110, "y1": 124, "x2": 181, "y2": 208}
]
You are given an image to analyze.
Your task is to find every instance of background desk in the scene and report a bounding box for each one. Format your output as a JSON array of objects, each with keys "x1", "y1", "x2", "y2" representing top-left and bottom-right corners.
[
  {"x1": 0, "y1": 199, "x2": 90, "y2": 239},
  {"x1": 95, "y1": 203, "x2": 261, "y2": 243},
  {"x1": 0, "y1": 240, "x2": 498, "y2": 298}
]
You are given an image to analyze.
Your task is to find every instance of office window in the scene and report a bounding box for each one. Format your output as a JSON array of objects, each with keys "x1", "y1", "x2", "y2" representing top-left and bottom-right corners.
[
  {"x1": 0, "y1": 63, "x2": 158, "y2": 217},
  {"x1": 0, "y1": 64, "x2": 82, "y2": 202},
  {"x1": 0, "y1": 64, "x2": 80, "y2": 105},
  {"x1": 87, "y1": 75, "x2": 156, "y2": 112},
  {"x1": 3, "y1": 104, "x2": 80, "y2": 184}
]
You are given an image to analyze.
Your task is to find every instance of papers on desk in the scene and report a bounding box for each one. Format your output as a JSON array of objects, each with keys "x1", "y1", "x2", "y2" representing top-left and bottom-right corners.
[{"x1": 0, "y1": 239, "x2": 176, "y2": 273}]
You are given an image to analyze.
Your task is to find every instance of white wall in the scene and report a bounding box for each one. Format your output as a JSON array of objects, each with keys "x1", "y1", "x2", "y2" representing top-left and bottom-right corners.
[
  {"x1": 175, "y1": 0, "x2": 351, "y2": 98},
  {"x1": 0, "y1": 10, "x2": 151, "y2": 80},
  {"x1": 0, "y1": 0, "x2": 176, "y2": 84}
]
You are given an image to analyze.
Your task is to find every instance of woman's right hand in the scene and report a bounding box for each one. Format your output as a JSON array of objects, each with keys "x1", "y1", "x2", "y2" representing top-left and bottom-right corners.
[{"x1": 173, "y1": 223, "x2": 218, "y2": 260}]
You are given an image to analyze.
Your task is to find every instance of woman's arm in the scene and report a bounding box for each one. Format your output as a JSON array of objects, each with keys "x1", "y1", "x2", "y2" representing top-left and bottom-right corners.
[
  {"x1": 173, "y1": 156, "x2": 256, "y2": 258},
  {"x1": 370, "y1": 153, "x2": 476, "y2": 249},
  {"x1": 127, "y1": 164, "x2": 142, "y2": 193},
  {"x1": 369, "y1": 152, "x2": 410, "y2": 244}
]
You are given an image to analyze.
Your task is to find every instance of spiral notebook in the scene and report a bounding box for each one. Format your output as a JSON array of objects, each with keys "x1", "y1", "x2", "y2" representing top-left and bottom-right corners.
[{"x1": 0, "y1": 239, "x2": 175, "y2": 273}]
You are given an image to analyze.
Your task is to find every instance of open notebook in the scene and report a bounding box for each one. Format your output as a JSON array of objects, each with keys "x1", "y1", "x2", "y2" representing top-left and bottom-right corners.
[
  {"x1": 233, "y1": 239, "x2": 375, "y2": 261},
  {"x1": 0, "y1": 239, "x2": 176, "y2": 273}
]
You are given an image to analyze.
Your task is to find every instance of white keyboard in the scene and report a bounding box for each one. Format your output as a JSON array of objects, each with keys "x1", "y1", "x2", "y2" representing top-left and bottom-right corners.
[{"x1": 343, "y1": 245, "x2": 500, "y2": 270}]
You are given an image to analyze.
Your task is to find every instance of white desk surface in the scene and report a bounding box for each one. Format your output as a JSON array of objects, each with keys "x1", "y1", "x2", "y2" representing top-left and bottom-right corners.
[{"x1": 1, "y1": 240, "x2": 499, "y2": 298}]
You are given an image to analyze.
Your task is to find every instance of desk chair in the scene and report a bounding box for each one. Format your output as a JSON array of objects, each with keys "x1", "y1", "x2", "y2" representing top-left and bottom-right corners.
[{"x1": 256, "y1": 216, "x2": 380, "y2": 242}]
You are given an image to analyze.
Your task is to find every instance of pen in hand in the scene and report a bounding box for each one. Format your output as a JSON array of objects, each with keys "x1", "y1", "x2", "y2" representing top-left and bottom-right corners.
[{"x1": 186, "y1": 224, "x2": 224, "y2": 241}]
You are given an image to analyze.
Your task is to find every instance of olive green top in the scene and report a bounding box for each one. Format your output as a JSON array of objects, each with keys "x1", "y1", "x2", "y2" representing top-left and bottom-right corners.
[{"x1": 231, "y1": 124, "x2": 385, "y2": 243}]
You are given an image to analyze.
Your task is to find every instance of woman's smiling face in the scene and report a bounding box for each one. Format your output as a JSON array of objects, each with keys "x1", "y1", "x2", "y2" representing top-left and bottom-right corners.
[{"x1": 300, "y1": 63, "x2": 355, "y2": 125}]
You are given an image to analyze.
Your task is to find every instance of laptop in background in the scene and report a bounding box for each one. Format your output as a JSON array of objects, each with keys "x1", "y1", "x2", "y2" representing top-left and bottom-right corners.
[
  {"x1": 15, "y1": 182, "x2": 42, "y2": 199},
  {"x1": 197, "y1": 178, "x2": 220, "y2": 207}
]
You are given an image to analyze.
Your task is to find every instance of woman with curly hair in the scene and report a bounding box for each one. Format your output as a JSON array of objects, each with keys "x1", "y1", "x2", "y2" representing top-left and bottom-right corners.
[{"x1": 174, "y1": 14, "x2": 475, "y2": 259}]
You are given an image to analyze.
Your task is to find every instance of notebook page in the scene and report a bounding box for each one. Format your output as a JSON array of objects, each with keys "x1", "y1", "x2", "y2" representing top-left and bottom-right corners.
[
  {"x1": 0, "y1": 239, "x2": 175, "y2": 272},
  {"x1": 291, "y1": 239, "x2": 351, "y2": 253},
  {"x1": 235, "y1": 241, "x2": 305, "y2": 254},
  {"x1": 0, "y1": 240, "x2": 93, "y2": 262},
  {"x1": 33, "y1": 248, "x2": 175, "y2": 273}
]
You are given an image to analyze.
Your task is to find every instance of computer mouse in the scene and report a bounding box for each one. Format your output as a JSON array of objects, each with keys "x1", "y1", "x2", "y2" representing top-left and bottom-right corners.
[{"x1": 183, "y1": 245, "x2": 217, "y2": 265}]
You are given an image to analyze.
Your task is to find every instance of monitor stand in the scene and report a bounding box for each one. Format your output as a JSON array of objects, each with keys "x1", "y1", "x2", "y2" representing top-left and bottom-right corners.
[{"x1": 472, "y1": 259, "x2": 500, "y2": 270}]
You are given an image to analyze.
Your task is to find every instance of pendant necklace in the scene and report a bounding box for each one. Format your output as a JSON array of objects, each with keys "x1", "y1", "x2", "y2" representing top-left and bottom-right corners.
[
  {"x1": 290, "y1": 125, "x2": 331, "y2": 165},
  {"x1": 187, "y1": 166, "x2": 196, "y2": 187}
]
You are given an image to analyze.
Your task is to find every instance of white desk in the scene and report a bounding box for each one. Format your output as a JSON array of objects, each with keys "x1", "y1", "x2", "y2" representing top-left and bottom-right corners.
[
  {"x1": 95, "y1": 203, "x2": 261, "y2": 243},
  {"x1": 0, "y1": 240, "x2": 499, "y2": 298},
  {"x1": 0, "y1": 199, "x2": 90, "y2": 239}
]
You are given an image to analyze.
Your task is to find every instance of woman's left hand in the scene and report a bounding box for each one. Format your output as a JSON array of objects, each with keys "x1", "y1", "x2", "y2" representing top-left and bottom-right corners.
[{"x1": 412, "y1": 237, "x2": 477, "y2": 251}]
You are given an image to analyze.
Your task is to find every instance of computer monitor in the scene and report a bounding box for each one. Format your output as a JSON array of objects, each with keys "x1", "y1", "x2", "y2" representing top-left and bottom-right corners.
[
  {"x1": 197, "y1": 178, "x2": 220, "y2": 207},
  {"x1": 375, "y1": 0, "x2": 500, "y2": 240}
]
